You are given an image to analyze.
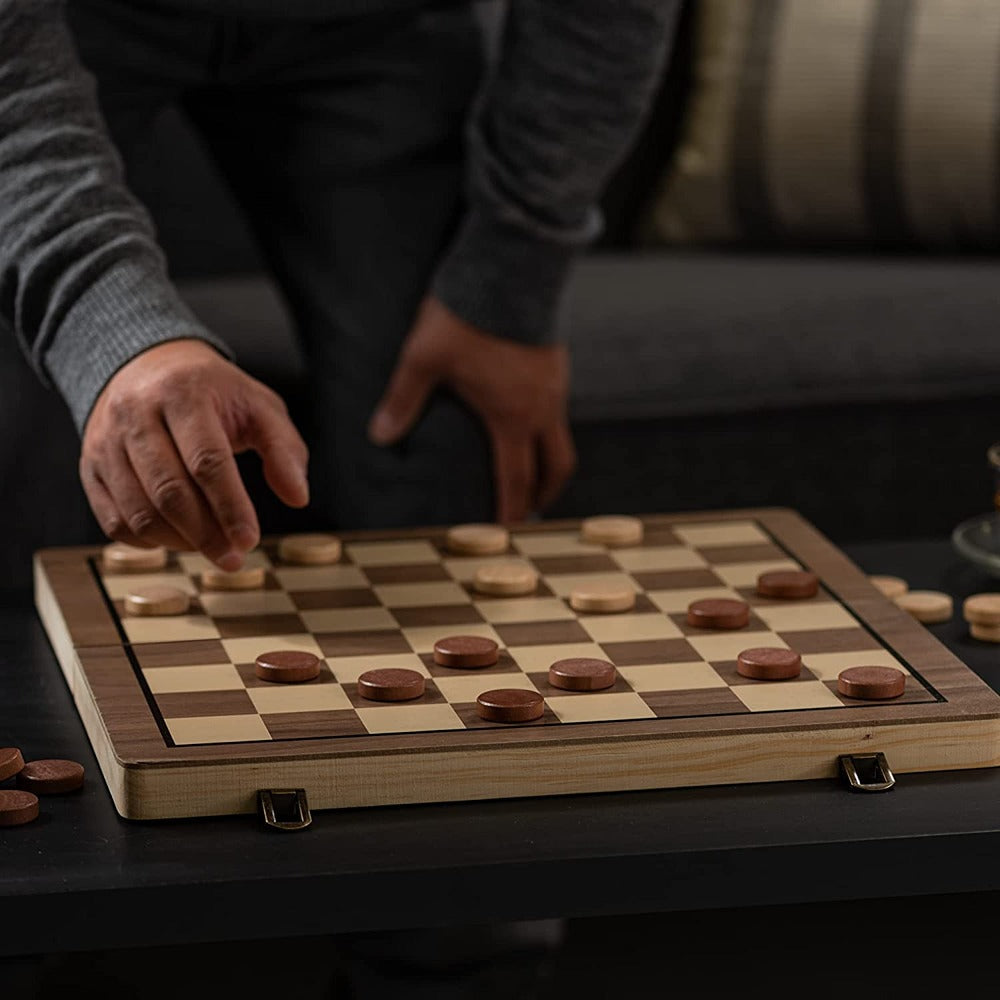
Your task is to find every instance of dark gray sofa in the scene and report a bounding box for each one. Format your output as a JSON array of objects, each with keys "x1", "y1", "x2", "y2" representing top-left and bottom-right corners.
[{"x1": 6, "y1": 1, "x2": 1000, "y2": 597}]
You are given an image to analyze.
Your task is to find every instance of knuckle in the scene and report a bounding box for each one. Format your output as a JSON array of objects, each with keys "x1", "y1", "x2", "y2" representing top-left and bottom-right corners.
[
  {"x1": 126, "y1": 508, "x2": 159, "y2": 539},
  {"x1": 149, "y1": 477, "x2": 187, "y2": 515},
  {"x1": 188, "y1": 447, "x2": 229, "y2": 484},
  {"x1": 103, "y1": 515, "x2": 128, "y2": 540}
]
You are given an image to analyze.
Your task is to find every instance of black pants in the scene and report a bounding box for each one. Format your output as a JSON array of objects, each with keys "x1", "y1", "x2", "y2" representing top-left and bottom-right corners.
[{"x1": 67, "y1": 0, "x2": 496, "y2": 530}]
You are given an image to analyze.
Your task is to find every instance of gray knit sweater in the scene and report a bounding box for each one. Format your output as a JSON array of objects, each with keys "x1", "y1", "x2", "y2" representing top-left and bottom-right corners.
[{"x1": 0, "y1": 0, "x2": 679, "y2": 433}]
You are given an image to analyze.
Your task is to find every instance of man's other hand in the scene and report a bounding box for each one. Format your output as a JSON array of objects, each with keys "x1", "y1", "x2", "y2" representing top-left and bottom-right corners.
[
  {"x1": 80, "y1": 339, "x2": 310, "y2": 570},
  {"x1": 368, "y1": 297, "x2": 576, "y2": 523}
]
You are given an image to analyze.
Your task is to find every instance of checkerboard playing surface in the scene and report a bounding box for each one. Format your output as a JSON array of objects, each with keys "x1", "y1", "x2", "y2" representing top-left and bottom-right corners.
[{"x1": 34, "y1": 508, "x2": 1000, "y2": 820}]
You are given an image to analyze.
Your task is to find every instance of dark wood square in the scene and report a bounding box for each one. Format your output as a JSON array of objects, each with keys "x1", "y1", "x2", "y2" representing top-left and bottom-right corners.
[
  {"x1": 599, "y1": 637, "x2": 701, "y2": 666},
  {"x1": 316, "y1": 629, "x2": 412, "y2": 658},
  {"x1": 672, "y1": 609, "x2": 770, "y2": 636},
  {"x1": 213, "y1": 613, "x2": 308, "y2": 639},
  {"x1": 362, "y1": 563, "x2": 452, "y2": 584},
  {"x1": 526, "y1": 670, "x2": 632, "y2": 697},
  {"x1": 530, "y1": 554, "x2": 620, "y2": 575},
  {"x1": 630, "y1": 568, "x2": 726, "y2": 591},
  {"x1": 262, "y1": 709, "x2": 367, "y2": 739},
  {"x1": 234, "y1": 662, "x2": 337, "y2": 688},
  {"x1": 422, "y1": 649, "x2": 519, "y2": 677},
  {"x1": 288, "y1": 588, "x2": 380, "y2": 610},
  {"x1": 695, "y1": 543, "x2": 786, "y2": 564},
  {"x1": 155, "y1": 689, "x2": 257, "y2": 718},
  {"x1": 776, "y1": 628, "x2": 883, "y2": 654},
  {"x1": 494, "y1": 620, "x2": 591, "y2": 647},
  {"x1": 710, "y1": 659, "x2": 814, "y2": 687},
  {"x1": 641, "y1": 687, "x2": 751, "y2": 719},
  {"x1": 390, "y1": 604, "x2": 485, "y2": 628},
  {"x1": 451, "y1": 702, "x2": 559, "y2": 729},
  {"x1": 132, "y1": 639, "x2": 230, "y2": 668}
]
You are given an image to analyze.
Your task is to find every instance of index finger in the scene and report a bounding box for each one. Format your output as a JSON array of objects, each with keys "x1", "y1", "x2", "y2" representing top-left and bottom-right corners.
[
  {"x1": 165, "y1": 404, "x2": 260, "y2": 553},
  {"x1": 490, "y1": 427, "x2": 537, "y2": 524}
]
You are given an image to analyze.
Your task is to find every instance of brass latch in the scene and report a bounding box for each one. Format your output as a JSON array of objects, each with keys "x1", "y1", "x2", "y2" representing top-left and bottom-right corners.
[
  {"x1": 838, "y1": 752, "x2": 895, "y2": 792},
  {"x1": 258, "y1": 788, "x2": 312, "y2": 830}
]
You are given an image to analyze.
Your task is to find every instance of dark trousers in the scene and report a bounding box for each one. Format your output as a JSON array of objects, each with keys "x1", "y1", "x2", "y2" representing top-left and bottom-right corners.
[{"x1": 67, "y1": 0, "x2": 496, "y2": 530}]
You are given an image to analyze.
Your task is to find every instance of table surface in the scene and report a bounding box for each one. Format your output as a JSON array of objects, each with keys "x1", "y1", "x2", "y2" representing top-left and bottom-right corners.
[{"x1": 4, "y1": 533, "x2": 1000, "y2": 958}]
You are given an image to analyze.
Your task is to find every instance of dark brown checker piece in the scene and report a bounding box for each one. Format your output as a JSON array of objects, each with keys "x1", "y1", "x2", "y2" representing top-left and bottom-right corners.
[
  {"x1": 686, "y1": 598, "x2": 750, "y2": 630},
  {"x1": 736, "y1": 647, "x2": 803, "y2": 681},
  {"x1": 837, "y1": 665, "x2": 906, "y2": 700},
  {"x1": 0, "y1": 789, "x2": 39, "y2": 826},
  {"x1": 16, "y1": 758, "x2": 85, "y2": 794},
  {"x1": 476, "y1": 688, "x2": 545, "y2": 723},
  {"x1": 254, "y1": 650, "x2": 322, "y2": 684},
  {"x1": 756, "y1": 570, "x2": 820, "y2": 600},
  {"x1": 433, "y1": 635, "x2": 499, "y2": 668},
  {"x1": 0, "y1": 747, "x2": 24, "y2": 781},
  {"x1": 358, "y1": 668, "x2": 426, "y2": 702},
  {"x1": 549, "y1": 657, "x2": 617, "y2": 691}
]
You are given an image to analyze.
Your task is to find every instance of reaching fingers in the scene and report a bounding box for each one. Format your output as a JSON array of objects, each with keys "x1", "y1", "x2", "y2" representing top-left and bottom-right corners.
[
  {"x1": 239, "y1": 396, "x2": 310, "y2": 509},
  {"x1": 536, "y1": 419, "x2": 577, "y2": 512},
  {"x1": 490, "y1": 427, "x2": 538, "y2": 524},
  {"x1": 128, "y1": 412, "x2": 245, "y2": 568},
  {"x1": 81, "y1": 446, "x2": 191, "y2": 553},
  {"x1": 164, "y1": 403, "x2": 262, "y2": 554}
]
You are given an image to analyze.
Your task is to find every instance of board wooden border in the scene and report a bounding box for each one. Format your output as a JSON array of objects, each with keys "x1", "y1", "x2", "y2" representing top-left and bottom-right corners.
[{"x1": 34, "y1": 508, "x2": 1000, "y2": 819}]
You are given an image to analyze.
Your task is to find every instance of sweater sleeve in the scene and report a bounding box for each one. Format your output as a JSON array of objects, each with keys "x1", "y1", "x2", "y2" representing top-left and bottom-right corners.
[
  {"x1": 431, "y1": 0, "x2": 682, "y2": 345},
  {"x1": 0, "y1": 0, "x2": 232, "y2": 435}
]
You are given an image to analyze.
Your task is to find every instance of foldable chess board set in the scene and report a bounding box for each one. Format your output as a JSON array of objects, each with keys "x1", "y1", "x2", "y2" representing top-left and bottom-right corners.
[{"x1": 33, "y1": 507, "x2": 1000, "y2": 821}]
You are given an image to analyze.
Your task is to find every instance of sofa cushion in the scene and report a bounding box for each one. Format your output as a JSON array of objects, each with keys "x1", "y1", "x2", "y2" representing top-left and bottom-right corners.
[{"x1": 640, "y1": 0, "x2": 1000, "y2": 251}]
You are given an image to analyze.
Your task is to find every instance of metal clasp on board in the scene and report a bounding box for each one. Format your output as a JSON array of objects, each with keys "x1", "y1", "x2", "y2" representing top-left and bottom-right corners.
[
  {"x1": 257, "y1": 788, "x2": 312, "y2": 830},
  {"x1": 838, "y1": 752, "x2": 895, "y2": 792}
]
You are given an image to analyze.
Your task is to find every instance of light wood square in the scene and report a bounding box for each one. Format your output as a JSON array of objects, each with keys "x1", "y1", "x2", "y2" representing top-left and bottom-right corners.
[
  {"x1": 734, "y1": 680, "x2": 845, "y2": 712},
  {"x1": 610, "y1": 546, "x2": 709, "y2": 572},
  {"x1": 143, "y1": 663, "x2": 244, "y2": 694},
  {"x1": 373, "y1": 581, "x2": 471, "y2": 607},
  {"x1": 511, "y1": 532, "x2": 603, "y2": 557},
  {"x1": 753, "y1": 602, "x2": 858, "y2": 632},
  {"x1": 544, "y1": 572, "x2": 638, "y2": 598},
  {"x1": 686, "y1": 630, "x2": 787, "y2": 663},
  {"x1": 357, "y1": 703, "x2": 465, "y2": 734},
  {"x1": 433, "y1": 672, "x2": 538, "y2": 703},
  {"x1": 345, "y1": 540, "x2": 440, "y2": 566},
  {"x1": 166, "y1": 714, "x2": 271, "y2": 745},
  {"x1": 579, "y1": 613, "x2": 683, "y2": 643},
  {"x1": 474, "y1": 597, "x2": 575, "y2": 624},
  {"x1": 197, "y1": 591, "x2": 297, "y2": 617},
  {"x1": 402, "y1": 623, "x2": 502, "y2": 655},
  {"x1": 300, "y1": 607, "x2": 398, "y2": 633},
  {"x1": 646, "y1": 587, "x2": 742, "y2": 614},
  {"x1": 545, "y1": 692, "x2": 655, "y2": 724},
  {"x1": 618, "y1": 661, "x2": 727, "y2": 692},
  {"x1": 272, "y1": 565, "x2": 368, "y2": 591},
  {"x1": 506, "y1": 642, "x2": 606, "y2": 672},
  {"x1": 176, "y1": 549, "x2": 272, "y2": 575},
  {"x1": 102, "y1": 572, "x2": 197, "y2": 600},
  {"x1": 123, "y1": 615, "x2": 221, "y2": 644},
  {"x1": 800, "y1": 650, "x2": 909, "y2": 682},
  {"x1": 326, "y1": 653, "x2": 429, "y2": 685},
  {"x1": 248, "y1": 683, "x2": 353, "y2": 714},
  {"x1": 672, "y1": 522, "x2": 769, "y2": 547},
  {"x1": 711, "y1": 560, "x2": 803, "y2": 588},
  {"x1": 221, "y1": 633, "x2": 323, "y2": 664}
]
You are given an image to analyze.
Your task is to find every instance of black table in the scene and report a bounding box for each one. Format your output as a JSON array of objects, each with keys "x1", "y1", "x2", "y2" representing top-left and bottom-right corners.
[{"x1": 4, "y1": 536, "x2": 1000, "y2": 982}]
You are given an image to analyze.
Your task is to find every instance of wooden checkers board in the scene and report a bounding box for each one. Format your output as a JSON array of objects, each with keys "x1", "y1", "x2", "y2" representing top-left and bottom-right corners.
[{"x1": 33, "y1": 508, "x2": 1000, "y2": 820}]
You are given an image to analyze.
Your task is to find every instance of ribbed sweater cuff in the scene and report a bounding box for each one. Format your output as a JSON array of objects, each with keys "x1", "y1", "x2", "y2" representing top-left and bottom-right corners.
[
  {"x1": 431, "y1": 211, "x2": 576, "y2": 346},
  {"x1": 44, "y1": 258, "x2": 234, "y2": 434}
]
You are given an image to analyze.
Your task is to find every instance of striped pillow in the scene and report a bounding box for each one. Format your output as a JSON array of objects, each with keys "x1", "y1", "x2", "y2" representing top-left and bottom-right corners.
[{"x1": 641, "y1": 0, "x2": 1000, "y2": 251}]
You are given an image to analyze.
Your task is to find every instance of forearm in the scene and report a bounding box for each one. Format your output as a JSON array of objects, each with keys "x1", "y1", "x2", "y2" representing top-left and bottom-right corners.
[
  {"x1": 432, "y1": 0, "x2": 682, "y2": 344},
  {"x1": 0, "y1": 0, "x2": 229, "y2": 433}
]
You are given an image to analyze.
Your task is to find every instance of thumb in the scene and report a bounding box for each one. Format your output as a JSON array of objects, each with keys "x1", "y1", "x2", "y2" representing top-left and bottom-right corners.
[{"x1": 368, "y1": 355, "x2": 438, "y2": 446}]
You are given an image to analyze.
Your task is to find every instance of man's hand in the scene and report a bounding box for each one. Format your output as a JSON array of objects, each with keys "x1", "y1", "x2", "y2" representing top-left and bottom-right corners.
[
  {"x1": 80, "y1": 339, "x2": 310, "y2": 570},
  {"x1": 368, "y1": 297, "x2": 576, "y2": 523}
]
